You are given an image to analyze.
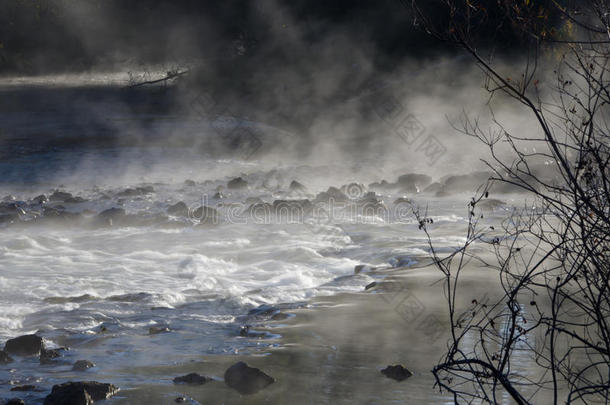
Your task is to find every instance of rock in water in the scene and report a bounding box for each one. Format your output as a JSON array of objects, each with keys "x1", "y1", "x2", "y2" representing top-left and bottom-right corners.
[
  {"x1": 227, "y1": 177, "x2": 248, "y2": 189},
  {"x1": 40, "y1": 348, "x2": 63, "y2": 364},
  {"x1": 43, "y1": 381, "x2": 119, "y2": 405},
  {"x1": 173, "y1": 373, "x2": 210, "y2": 385},
  {"x1": 4, "y1": 334, "x2": 44, "y2": 356},
  {"x1": 289, "y1": 180, "x2": 306, "y2": 192},
  {"x1": 0, "y1": 350, "x2": 14, "y2": 364},
  {"x1": 381, "y1": 365, "x2": 413, "y2": 381},
  {"x1": 72, "y1": 360, "x2": 95, "y2": 371},
  {"x1": 224, "y1": 361, "x2": 274, "y2": 395},
  {"x1": 10, "y1": 385, "x2": 36, "y2": 391},
  {"x1": 6, "y1": 399, "x2": 25, "y2": 405},
  {"x1": 167, "y1": 202, "x2": 188, "y2": 216}
]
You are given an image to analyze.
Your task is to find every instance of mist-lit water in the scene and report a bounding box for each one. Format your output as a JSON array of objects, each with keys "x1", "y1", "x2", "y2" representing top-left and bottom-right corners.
[{"x1": 0, "y1": 84, "x2": 520, "y2": 404}]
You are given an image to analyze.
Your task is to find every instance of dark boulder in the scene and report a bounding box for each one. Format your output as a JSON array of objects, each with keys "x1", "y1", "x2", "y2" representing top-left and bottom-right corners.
[
  {"x1": 32, "y1": 194, "x2": 49, "y2": 204},
  {"x1": 49, "y1": 191, "x2": 73, "y2": 202},
  {"x1": 10, "y1": 385, "x2": 35, "y2": 391},
  {"x1": 381, "y1": 364, "x2": 413, "y2": 381},
  {"x1": 184, "y1": 179, "x2": 196, "y2": 186},
  {"x1": 224, "y1": 361, "x2": 274, "y2": 395},
  {"x1": 396, "y1": 173, "x2": 432, "y2": 192},
  {"x1": 72, "y1": 360, "x2": 95, "y2": 371},
  {"x1": 167, "y1": 202, "x2": 188, "y2": 217},
  {"x1": 227, "y1": 177, "x2": 248, "y2": 189},
  {"x1": 148, "y1": 326, "x2": 171, "y2": 335},
  {"x1": 0, "y1": 350, "x2": 14, "y2": 364},
  {"x1": 43, "y1": 381, "x2": 119, "y2": 405},
  {"x1": 289, "y1": 180, "x2": 306, "y2": 192},
  {"x1": 173, "y1": 373, "x2": 210, "y2": 385},
  {"x1": 4, "y1": 335, "x2": 44, "y2": 356},
  {"x1": 6, "y1": 399, "x2": 25, "y2": 405},
  {"x1": 365, "y1": 281, "x2": 377, "y2": 290},
  {"x1": 40, "y1": 348, "x2": 64, "y2": 364}
]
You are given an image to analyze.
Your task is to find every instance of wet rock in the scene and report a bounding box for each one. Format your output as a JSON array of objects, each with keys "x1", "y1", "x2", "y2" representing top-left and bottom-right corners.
[
  {"x1": 389, "y1": 255, "x2": 416, "y2": 268},
  {"x1": 365, "y1": 281, "x2": 377, "y2": 290},
  {"x1": 40, "y1": 348, "x2": 64, "y2": 364},
  {"x1": 184, "y1": 179, "x2": 196, "y2": 186},
  {"x1": 167, "y1": 202, "x2": 188, "y2": 217},
  {"x1": 10, "y1": 385, "x2": 36, "y2": 391},
  {"x1": 245, "y1": 197, "x2": 263, "y2": 205},
  {"x1": 148, "y1": 326, "x2": 171, "y2": 335},
  {"x1": 175, "y1": 397, "x2": 187, "y2": 403},
  {"x1": 32, "y1": 194, "x2": 48, "y2": 204},
  {"x1": 72, "y1": 360, "x2": 95, "y2": 371},
  {"x1": 438, "y1": 171, "x2": 491, "y2": 195},
  {"x1": 227, "y1": 177, "x2": 248, "y2": 189},
  {"x1": 381, "y1": 364, "x2": 413, "y2": 381},
  {"x1": 49, "y1": 191, "x2": 73, "y2": 202},
  {"x1": 2, "y1": 195, "x2": 16, "y2": 202},
  {"x1": 6, "y1": 399, "x2": 25, "y2": 405},
  {"x1": 64, "y1": 196, "x2": 87, "y2": 204},
  {"x1": 4, "y1": 334, "x2": 44, "y2": 357},
  {"x1": 173, "y1": 373, "x2": 210, "y2": 385},
  {"x1": 213, "y1": 192, "x2": 225, "y2": 199},
  {"x1": 116, "y1": 186, "x2": 154, "y2": 197},
  {"x1": 44, "y1": 294, "x2": 97, "y2": 304},
  {"x1": 270, "y1": 312, "x2": 289, "y2": 321},
  {"x1": 43, "y1": 381, "x2": 119, "y2": 405},
  {"x1": 396, "y1": 173, "x2": 432, "y2": 192},
  {"x1": 239, "y1": 325, "x2": 268, "y2": 338},
  {"x1": 0, "y1": 350, "x2": 14, "y2": 364},
  {"x1": 224, "y1": 361, "x2": 274, "y2": 395},
  {"x1": 289, "y1": 180, "x2": 306, "y2": 192}
]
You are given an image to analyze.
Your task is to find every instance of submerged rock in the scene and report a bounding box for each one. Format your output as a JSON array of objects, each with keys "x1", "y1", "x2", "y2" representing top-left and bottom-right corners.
[
  {"x1": 381, "y1": 365, "x2": 413, "y2": 381},
  {"x1": 4, "y1": 334, "x2": 44, "y2": 357},
  {"x1": 224, "y1": 361, "x2": 274, "y2": 395},
  {"x1": 173, "y1": 373, "x2": 210, "y2": 385},
  {"x1": 43, "y1": 381, "x2": 119, "y2": 405},
  {"x1": 184, "y1": 179, "x2": 196, "y2": 186},
  {"x1": 10, "y1": 385, "x2": 36, "y2": 391},
  {"x1": 227, "y1": 177, "x2": 248, "y2": 189},
  {"x1": 6, "y1": 399, "x2": 25, "y2": 405},
  {"x1": 148, "y1": 326, "x2": 171, "y2": 335},
  {"x1": 72, "y1": 360, "x2": 95, "y2": 371},
  {"x1": 0, "y1": 350, "x2": 14, "y2": 364},
  {"x1": 167, "y1": 202, "x2": 188, "y2": 217},
  {"x1": 116, "y1": 186, "x2": 154, "y2": 197}
]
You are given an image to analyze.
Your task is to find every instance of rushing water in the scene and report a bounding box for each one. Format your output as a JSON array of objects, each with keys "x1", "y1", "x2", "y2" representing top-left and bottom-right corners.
[{"x1": 0, "y1": 84, "x2": 521, "y2": 404}]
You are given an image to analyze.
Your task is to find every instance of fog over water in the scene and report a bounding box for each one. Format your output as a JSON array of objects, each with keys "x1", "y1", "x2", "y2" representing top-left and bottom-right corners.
[{"x1": 0, "y1": 1, "x2": 555, "y2": 404}]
